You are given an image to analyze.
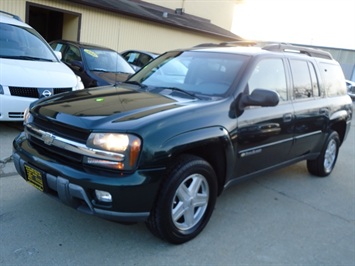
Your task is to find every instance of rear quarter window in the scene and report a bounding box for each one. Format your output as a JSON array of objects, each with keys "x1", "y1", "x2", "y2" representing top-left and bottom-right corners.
[
  {"x1": 320, "y1": 62, "x2": 347, "y2": 96},
  {"x1": 290, "y1": 60, "x2": 320, "y2": 99}
]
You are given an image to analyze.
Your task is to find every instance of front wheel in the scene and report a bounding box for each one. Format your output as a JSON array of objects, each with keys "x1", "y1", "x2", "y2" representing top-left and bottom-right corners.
[
  {"x1": 146, "y1": 155, "x2": 217, "y2": 244},
  {"x1": 307, "y1": 131, "x2": 340, "y2": 177}
]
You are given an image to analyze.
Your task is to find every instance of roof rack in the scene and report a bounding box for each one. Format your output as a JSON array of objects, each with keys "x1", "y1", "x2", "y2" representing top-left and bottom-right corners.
[
  {"x1": 194, "y1": 40, "x2": 258, "y2": 48},
  {"x1": 194, "y1": 41, "x2": 333, "y2": 60},
  {"x1": 262, "y1": 43, "x2": 333, "y2": 59},
  {"x1": 0, "y1": 10, "x2": 22, "y2": 21},
  {"x1": 218, "y1": 41, "x2": 259, "y2": 47}
]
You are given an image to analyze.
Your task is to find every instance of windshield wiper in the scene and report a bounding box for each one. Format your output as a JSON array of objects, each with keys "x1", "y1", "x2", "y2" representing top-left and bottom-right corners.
[
  {"x1": 91, "y1": 68, "x2": 109, "y2": 72},
  {"x1": 144, "y1": 86, "x2": 201, "y2": 99},
  {"x1": 157, "y1": 87, "x2": 201, "y2": 100},
  {"x1": 124, "y1": 80, "x2": 148, "y2": 89},
  {"x1": 1, "y1": 55, "x2": 53, "y2": 61}
]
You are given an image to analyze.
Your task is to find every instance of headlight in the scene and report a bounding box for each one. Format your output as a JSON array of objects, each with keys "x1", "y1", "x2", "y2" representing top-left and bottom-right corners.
[
  {"x1": 89, "y1": 133, "x2": 129, "y2": 152},
  {"x1": 85, "y1": 133, "x2": 141, "y2": 170},
  {"x1": 74, "y1": 75, "x2": 85, "y2": 90}
]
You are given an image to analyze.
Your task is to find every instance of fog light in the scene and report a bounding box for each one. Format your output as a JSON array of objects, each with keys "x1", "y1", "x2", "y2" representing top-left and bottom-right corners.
[{"x1": 95, "y1": 190, "x2": 112, "y2": 203}]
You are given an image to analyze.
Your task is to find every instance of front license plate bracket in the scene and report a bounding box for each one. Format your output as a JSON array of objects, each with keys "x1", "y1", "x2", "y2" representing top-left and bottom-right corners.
[{"x1": 24, "y1": 164, "x2": 46, "y2": 192}]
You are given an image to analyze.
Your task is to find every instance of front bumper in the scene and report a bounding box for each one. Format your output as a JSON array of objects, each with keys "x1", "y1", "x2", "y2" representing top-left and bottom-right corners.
[
  {"x1": 0, "y1": 94, "x2": 35, "y2": 121},
  {"x1": 13, "y1": 133, "x2": 165, "y2": 223}
]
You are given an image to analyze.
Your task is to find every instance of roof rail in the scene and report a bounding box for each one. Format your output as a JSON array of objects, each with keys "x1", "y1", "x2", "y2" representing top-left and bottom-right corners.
[
  {"x1": 218, "y1": 41, "x2": 259, "y2": 47},
  {"x1": 262, "y1": 43, "x2": 333, "y2": 59},
  {"x1": 194, "y1": 40, "x2": 258, "y2": 48},
  {"x1": 0, "y1": 10, "x2": 22, "y2": 21}
]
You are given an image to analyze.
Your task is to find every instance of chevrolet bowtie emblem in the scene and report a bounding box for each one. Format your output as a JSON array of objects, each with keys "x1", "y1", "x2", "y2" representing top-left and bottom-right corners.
[{"x1": 42, "y1": 132, "x2": 55, "y2": 145}]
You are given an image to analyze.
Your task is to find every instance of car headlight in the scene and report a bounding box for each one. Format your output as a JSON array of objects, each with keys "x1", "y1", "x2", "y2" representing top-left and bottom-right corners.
[
  {"x1": 74, "y1": 75, "x2": 85, "y2": 90},
  {"x1": 85, "y1": 133, "x2": 141, "y2": 170}
]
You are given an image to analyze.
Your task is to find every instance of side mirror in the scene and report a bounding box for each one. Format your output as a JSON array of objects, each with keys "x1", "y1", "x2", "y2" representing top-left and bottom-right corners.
[
  {"x1": 54, "y1": 51, "x2": 62, "y2": 61},
  {"x1": 239, "y1": 89, "x2": 279, "y2": 110}
]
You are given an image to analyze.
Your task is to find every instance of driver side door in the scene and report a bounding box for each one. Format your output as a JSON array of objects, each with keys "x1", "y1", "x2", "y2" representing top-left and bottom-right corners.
[{"x1": 232, "y1": 57, "x2": 294, "y2": 178}]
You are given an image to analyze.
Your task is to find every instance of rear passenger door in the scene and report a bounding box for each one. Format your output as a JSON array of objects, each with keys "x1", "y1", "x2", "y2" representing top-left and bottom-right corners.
[
  {"x1": 234, "y1": 57, "x2": 294, "y2": 177},
  {"x1": 287, "y1": 58, "x2": 327, "y2": 157}
]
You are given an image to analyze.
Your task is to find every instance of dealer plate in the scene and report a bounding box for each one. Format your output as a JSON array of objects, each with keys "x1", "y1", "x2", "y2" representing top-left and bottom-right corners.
[{"x1": 24, "y1": 164, "x2": 45, "y2": 192}]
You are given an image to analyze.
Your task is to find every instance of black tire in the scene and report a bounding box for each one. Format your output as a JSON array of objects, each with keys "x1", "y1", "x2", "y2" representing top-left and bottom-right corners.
[
  {"x1": 307, "y1": 131, "x2": 340, "y2": 177},
  {"x1": 146, "y1": 155, "x2": 217, "y2": 244}
]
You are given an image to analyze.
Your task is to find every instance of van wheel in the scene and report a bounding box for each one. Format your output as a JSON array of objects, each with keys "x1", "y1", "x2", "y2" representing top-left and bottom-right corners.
[
  {"x1": 307, "y1": 131, "x2": 340, "y2": 177},
  {"x1": 146, "y1": 155, "x2": 217, "y2": 244}
]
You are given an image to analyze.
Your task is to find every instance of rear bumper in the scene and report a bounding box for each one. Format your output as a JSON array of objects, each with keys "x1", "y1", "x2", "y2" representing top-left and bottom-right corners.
[{"x1": 13, "y1": 133, "x2": 165, "y2": 223}]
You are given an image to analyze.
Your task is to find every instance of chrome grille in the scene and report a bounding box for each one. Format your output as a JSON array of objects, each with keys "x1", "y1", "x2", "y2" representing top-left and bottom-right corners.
[
  {"x1": 9, "y1": 87, "x2": 72, "y2": 98},
  {"x1": 10, "y1": 87, "x2": 38, "y2": 98},
  {"x1": 25, "y1": 123, "x2": 124, "y2": 163},
  {"x1": 26, "y1": 120, "x2": 89, "y2": 165},
  {"x1": 33, "y1": 117, "x2": 89, "y2": 143},
  {"x1": 54, "y1": 88, "x2": 72, "y2": 94}
]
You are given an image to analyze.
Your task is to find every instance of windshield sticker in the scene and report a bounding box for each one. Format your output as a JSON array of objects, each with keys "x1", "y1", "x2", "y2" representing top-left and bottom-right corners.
[
  {"x1": 55, "y1": 43, "x2": 63, "y2": 51},
  {"x1": 84, "y1": 49, "x2": 98, "y2": 58}
]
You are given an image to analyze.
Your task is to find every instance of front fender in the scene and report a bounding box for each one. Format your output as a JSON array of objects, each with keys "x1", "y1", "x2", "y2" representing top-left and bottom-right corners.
[{"x1": 160, "y1": 127, "x2": 235, "y2": 187}]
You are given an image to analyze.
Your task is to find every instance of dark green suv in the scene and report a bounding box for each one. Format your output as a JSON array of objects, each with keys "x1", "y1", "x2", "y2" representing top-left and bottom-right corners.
[{"x1": 13, "y1": 43, "x2": 353, "y2": 244}]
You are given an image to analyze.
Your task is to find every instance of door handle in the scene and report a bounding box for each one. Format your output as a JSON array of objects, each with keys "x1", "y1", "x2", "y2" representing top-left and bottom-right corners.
[
  {"x1": 283, "y1": 113, "x2": 293, "y2": 122},
  {"x1": 319, "y1": 108, "x2": 329, "y2": 116}
]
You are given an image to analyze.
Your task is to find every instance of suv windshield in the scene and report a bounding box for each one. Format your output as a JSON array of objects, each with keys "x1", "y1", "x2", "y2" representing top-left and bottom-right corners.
[
  {"x1": 129, "y1": 51, "x2": 247, "y2": 97},
  {"x1": 0, "y1": 23, "x2": 57, "y2": 61}
]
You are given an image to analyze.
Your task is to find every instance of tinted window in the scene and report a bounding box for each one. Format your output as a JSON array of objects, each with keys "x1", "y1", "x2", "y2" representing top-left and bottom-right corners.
[
  {"x1": 139, "y1": 54, "x2": 152, "y2": 66},
  {"x1": 131, "y1": 51, "x2": 247, "y2": 97},
  {"x1": 50, "y1": 42, "x2": 67, "y2": 55},
  {"x1": 83, "y1": 49, "x2": 134, "y2": 74},
  {"x1": 290, "y1": 60, "x2": 313, "y2": 99},
  {"x1": 248, "y1": 58, "x2": 287, "y2": 101},
  {"x1": 320, "y1": 62, "x2": 347, "y2": 96},
  {"x1": 309, "y1": 62, "x2": 320, "y2": 97},
  {"x1": 124, "y1": 52, "x2": 140, "y2": 65},
  {"x1": 124, "y1": 52, "x2": 152, "y2": 67},
  {"x1": 64, "y1": 45, "x2": 81, "y2": 63}
]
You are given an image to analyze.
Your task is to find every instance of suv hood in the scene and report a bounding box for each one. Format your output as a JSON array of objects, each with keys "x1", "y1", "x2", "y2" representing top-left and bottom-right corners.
[
  {"x1": 32, "y1": 85, "x2": 196, "y2": 129},
  {"x1": 1, "y1": 58, "x2": 77, "y2": 87}
]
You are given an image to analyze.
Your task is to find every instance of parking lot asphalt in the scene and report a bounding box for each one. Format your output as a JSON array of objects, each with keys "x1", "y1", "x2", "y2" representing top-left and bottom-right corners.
[
  {"x1": 0, "y1": 106, "x2": 354, "y2": 265},
  {"x1": 0, "y1": 122, "x2": 21, "y2": 177}
]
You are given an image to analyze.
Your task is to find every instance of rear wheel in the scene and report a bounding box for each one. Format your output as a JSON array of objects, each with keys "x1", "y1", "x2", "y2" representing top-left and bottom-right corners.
[
  {"x1": 307, "y1": 131, "x2": 340, "y2": 177},
  {"x1": 146, "y1": 155, "x2": 217, "y2": 244}
]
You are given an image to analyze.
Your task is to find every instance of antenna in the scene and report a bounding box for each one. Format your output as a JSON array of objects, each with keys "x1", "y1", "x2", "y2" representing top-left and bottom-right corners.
[{"x1": 115, "y1": 18, "x2": 122, "y2": 85}]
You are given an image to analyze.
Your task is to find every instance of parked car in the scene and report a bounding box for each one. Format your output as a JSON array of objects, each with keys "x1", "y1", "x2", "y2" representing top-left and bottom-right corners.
[
  {"x1": 13, "y1": 43, "x2": 353, "y2": 244},
  {"x1": 0, "y1": 11, "x2": 84, "y2": 121},
  {"x1": 121, "y1": 49, "x2": 158, "y2": 71},
  {"x1": 50, "y1": 40, "x2": 135, "y2": 88},
  {"x1": 346, "y1": 80, "x2": 355, "y2": 99}
]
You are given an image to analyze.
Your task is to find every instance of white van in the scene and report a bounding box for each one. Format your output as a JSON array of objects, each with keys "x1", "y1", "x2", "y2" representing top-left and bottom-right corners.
[{"x1": 0, "y1": 11, "x2": 84, "y2": 121}]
